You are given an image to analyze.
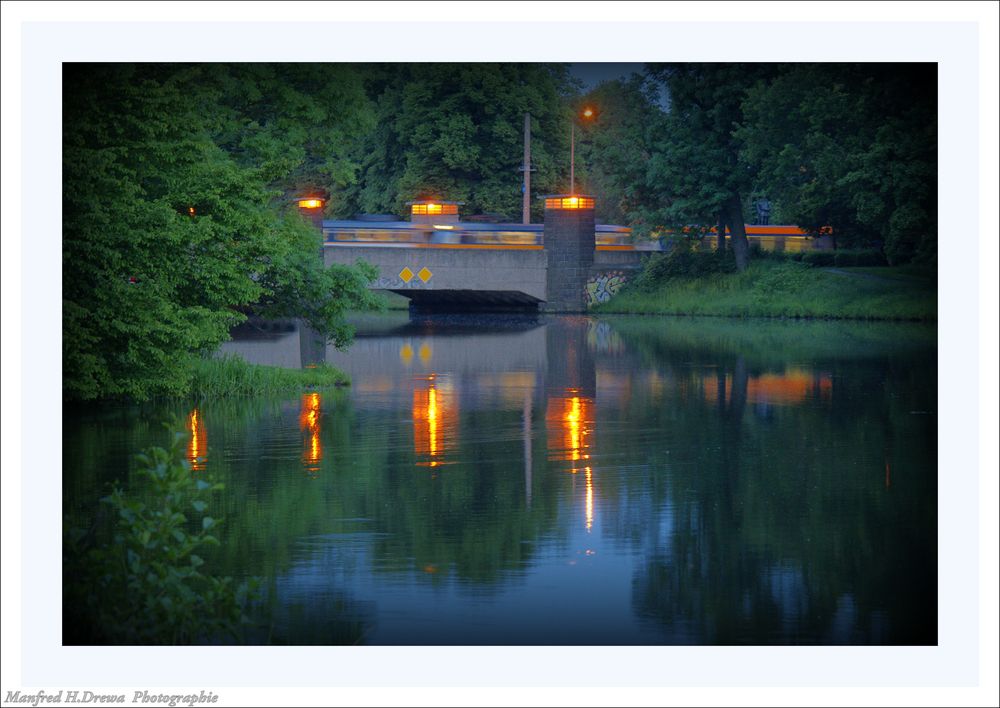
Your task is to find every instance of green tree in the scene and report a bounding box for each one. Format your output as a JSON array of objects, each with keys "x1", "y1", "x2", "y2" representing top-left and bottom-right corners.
[
  {"x1": 345, "y1": 63, "x2": 576, "y2": 220},
  {"x1": 737, "y1": 63, "x2": 937, "y2": 264},
  {"x1": 204, "y1": 63, "x2": 376, "y2": 210},
  {"x1": 641, "y1": 63, "x2": 778, "y2": 270},
  {"x1": 575, "y1": 75, "x2": 665, "y2": 226},
  {"x1": 63, "y1": 64, "x2": 377, "y2": 400}
]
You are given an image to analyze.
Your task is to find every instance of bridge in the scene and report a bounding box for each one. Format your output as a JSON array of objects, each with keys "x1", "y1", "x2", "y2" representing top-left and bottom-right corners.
[
  {"x1": 317, "y1": 198, "x2": 831, "y2": 312},
  {"x1": 320, "y1": 197, "x2": 649, "y2": 312}
]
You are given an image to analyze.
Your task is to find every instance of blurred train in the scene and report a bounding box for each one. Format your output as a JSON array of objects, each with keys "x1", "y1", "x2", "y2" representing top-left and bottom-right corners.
[{"x1": 319, "y1": 202, "x2": 832, "y2": 252}]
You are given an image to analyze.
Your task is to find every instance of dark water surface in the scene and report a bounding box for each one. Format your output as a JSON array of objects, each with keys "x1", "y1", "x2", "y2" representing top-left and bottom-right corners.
[{"x1": 63, "y1": 314, "x2": 937, "y2": 645}]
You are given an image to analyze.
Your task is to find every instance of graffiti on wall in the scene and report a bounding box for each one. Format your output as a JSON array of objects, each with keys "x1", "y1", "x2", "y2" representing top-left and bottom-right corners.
[{"x1": 585, "y1": 270, "x2": 628, "y2": 307}]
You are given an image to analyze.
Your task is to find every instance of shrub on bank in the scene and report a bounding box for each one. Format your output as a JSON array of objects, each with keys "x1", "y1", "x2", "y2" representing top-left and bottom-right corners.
[
  {"x1": 63, "y1": 430, "x2": 260, "y2": 644},
  {"x1": 801, "y1": 252, "x2": 836, "y2": 267},
  {"x1": 634, "y1": 242, "x2": 737, "y2": 290}
]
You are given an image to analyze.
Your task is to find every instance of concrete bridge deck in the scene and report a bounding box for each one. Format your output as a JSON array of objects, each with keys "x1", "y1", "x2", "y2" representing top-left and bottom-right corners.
[{"x1": 323, "y1": 240, "x2": 647, "y2": 311}]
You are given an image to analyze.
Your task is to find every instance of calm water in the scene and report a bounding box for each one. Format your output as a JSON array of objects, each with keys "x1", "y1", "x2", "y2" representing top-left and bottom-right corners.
[{"x1": 63, "y1": 314, "x2": 937, "y2": 645}]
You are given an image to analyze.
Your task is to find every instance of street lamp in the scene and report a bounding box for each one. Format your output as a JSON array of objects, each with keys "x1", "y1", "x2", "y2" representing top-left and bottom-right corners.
[{"x1": 570, "y1": 106, "x2": 596, "y2": 195}]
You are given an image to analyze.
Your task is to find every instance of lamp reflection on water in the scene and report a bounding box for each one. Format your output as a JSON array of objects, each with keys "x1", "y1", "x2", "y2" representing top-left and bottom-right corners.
[
  {"x1": 413, "y1": 375, "x2": 456, "y2": 468},
  {"x1": 546, "y1": 391, "x2": 597, "y2": 532},
  {"x1": 299, "y1": 393, "x2": 323, "y2": 475},
  {"x1": 585, "y1": 466, "x2": 594, "y2": 532},
  {"x1": 187, "y1": 408, "x2": 207, "y2": 471},
  {"x1": 546, "y1": 391, "x2": 593, "y2": 464}
]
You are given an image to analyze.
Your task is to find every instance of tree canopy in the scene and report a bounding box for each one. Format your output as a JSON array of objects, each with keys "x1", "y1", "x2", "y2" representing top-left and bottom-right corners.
[
  {"x1": 737, "y1": 63, "x2": 937, "y2": 263},
  {"x1": 343, "y1": 63, "x2": 577, "y2": 221},
  {"x1": 63, "y1": 64, "x2": 378, "y2": 400},
  {"x1": 581, "y1": 63, "x2": 936, "y2": 268}
]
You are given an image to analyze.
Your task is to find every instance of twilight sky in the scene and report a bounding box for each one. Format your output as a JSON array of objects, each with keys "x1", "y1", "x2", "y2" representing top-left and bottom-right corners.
[{"x1": 568, "y1": 63, "x2": 644, "y2": 90}]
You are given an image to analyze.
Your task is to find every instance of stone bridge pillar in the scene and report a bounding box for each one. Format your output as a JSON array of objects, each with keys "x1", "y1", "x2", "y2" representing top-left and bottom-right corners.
[{"x1": 542, "y1": 195, "x2": 595, "y2": 313}]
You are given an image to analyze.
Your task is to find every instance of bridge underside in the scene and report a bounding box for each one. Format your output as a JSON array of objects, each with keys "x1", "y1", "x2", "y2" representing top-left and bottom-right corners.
[{"x1": 390, "y1": 289, "x2": 542, "y2": 312}]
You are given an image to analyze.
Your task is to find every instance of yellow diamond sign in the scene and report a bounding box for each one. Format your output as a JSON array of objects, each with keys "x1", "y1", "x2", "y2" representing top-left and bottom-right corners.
[
  {"x1": 417, "y1": 267, "x2": 433, "y2": 283},
  {"x1": 399, "y1": 267, "x2": 414, "y2": 283}
]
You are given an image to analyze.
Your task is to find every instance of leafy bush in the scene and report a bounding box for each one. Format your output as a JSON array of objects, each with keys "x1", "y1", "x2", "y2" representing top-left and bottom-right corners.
[
  {"x1": 833, "y1": 250, "x2": 888, "y2": 267},
  {"x1": 801, "y1": 252, "x2": 836, "y2": 267},
  {"x1": 633, "y1": 241, "x2": 737, "y2": 290},
  {"x1": 64, "y1": 428, "x2": 259, "y2": 644},
  {"x1": 752, "y1": 246, "x2": 807, "y2": 263}
]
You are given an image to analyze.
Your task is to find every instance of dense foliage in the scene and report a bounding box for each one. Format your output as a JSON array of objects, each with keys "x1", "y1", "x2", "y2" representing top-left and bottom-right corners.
[
  {"x1": 343, "y1": 63, "x2": 576, "y2": 221},
  {"x1": 63, "y1": 64, "x2": 378, "y2": 400},
  {"x1": 737, "y1": 63, "x2": 937, "y2": 264},
  {"x1": 582, "y1": 63, "x2": 936, "y2": 267},
  {"x1": 64, "y1": 430, "x2": 258, "y2": 644}
]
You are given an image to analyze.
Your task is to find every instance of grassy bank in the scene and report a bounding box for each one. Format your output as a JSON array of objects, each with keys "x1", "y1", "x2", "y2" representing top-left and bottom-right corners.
[
  {"x1": 188, "y1": 356, "x2": 349, "y2": 398},
  {"x1": 594, "y1": 260, "x2": 936, "y2": 321}
]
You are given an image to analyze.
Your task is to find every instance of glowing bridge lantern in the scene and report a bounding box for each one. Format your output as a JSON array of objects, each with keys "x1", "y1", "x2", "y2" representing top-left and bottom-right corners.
[
  {"x1": 297, "y1": 198, "x2": 324, "y2": 209},
  {"x1": 407, "y1": 200, "x2": 462, "y2": 225},
  {"x1": 544, "y1": 195, "x2": 595, "y2": 210}
]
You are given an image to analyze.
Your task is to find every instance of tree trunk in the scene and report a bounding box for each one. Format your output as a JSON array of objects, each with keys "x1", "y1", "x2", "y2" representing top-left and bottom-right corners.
[
  {"x1": 725, "y1": 193, "x2": 750, "y2": 271},
  {"x1": 717, "y1": 212, "x2": 726, "y2": 252}
]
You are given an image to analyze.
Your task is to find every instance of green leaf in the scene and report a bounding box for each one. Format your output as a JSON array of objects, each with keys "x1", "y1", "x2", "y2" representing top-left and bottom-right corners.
[
  {"x1": 202, "y1": 516, "x2": 215, "y2": 531},
  {"x1": 192, "y1": 500, "x2": 208, "y2": 512}
]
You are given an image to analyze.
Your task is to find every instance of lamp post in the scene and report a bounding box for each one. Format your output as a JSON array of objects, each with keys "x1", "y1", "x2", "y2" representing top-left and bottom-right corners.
[{"x1": 570, "y1": 106, "x2": 595, "y2": 195}]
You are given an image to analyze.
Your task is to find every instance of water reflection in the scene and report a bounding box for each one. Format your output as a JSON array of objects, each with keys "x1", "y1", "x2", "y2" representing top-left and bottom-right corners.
[
  {"x1": 186, "y1": 408, "x2": 207, "y2": 471},
  {"x1": 546, "y1": 393, "x2": 593, "y2": 464},
  {"x1": 585, "y1": 465, "x2": 594, "y2": 533},
  {"x1": 399, "y1": 343, "x2": 413, "y2": 366},
  {"x1": 412, "y1": 375, "x2": 456, "y2": 468},
  {"x1": 65, "y1": 315, "x2": 937, "y2": 645},
  {"x1": 546, "y1": 392, "x2": 597, "y2": 532},
  {"x1": 702, "y1": 367, "x2": 833, "y2": 407},
  {"x1": 299, "y1": 393, "x2": 322, "y2": 476}
]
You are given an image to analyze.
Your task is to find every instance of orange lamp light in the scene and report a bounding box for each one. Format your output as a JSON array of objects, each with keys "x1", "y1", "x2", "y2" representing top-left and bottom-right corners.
[{"x1": 544, "y1": 195, "x2": 595, "y2": 210}]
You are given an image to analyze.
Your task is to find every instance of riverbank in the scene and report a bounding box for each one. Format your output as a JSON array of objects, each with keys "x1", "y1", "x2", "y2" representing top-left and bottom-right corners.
[
  {"x1": 188, "y1": 356, "x2": 349, "y2": 398},
  {"x1": 593, "y1": 260, "x2": 936, "y2": 321}
]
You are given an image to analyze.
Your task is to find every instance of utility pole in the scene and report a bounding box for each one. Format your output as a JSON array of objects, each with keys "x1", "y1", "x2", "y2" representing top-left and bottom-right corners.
[
  {"x1": 570, "y1": 121, "x2": 575, "y2": 195},
  {"x1": 521, "y1": 112, "x2": 532, "y2": 224}
]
